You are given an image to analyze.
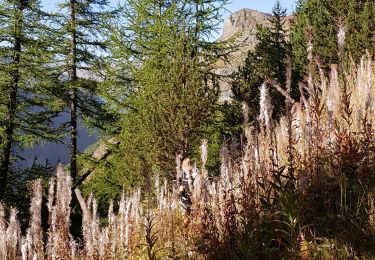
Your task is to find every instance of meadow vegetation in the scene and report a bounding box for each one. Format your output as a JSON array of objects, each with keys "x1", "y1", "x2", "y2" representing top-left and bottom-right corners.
[{"x1": 1, "y1": 53, "x2": 375, "y2": 259}]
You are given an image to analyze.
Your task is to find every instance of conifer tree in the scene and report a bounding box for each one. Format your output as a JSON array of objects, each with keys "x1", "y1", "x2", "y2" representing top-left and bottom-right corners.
[
  {"x1": 0, "y1": 0, "x2": 62, "y2": 199},
  {"x1": 53, "y1": 0, "x2": 114, "y2": 182},
  {"x1": 232, "y1": 0, "x2": 293, "y2": 122},
  {"x1": 85, "y1": 0, "x2": 232, "y2": 199},
  {"x1": 291, "y1": 0, "x2": 375, "y2": 73}
]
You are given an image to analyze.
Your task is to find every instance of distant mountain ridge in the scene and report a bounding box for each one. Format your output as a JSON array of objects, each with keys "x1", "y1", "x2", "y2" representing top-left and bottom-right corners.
[{"x1": 220, "y1": 8, "x2": 292, "y2": 57}]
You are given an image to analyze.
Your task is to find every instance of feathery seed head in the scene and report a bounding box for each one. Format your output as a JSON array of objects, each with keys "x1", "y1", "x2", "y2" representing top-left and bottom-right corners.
[
  {"x1": 337, "y1": 20, "x2": 346, "y2": 51},
  {"x1": 201, "y1": 139, "x2": 208, "y2": 168},
  {"x1": 259, "y1": 83, "x2": 273, "y2": 134},
  {"x1": 242, "y1": 101, "x2": 250, "y2": 125}
]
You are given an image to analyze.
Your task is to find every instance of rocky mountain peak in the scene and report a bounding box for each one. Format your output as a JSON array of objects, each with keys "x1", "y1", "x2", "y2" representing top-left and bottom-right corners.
[
  {"x1": 216, "y1": 9, "x2": 271, "y2": 101},
  {"x1": 220, "y1": 8, "x2": 271, "y2": 45}
]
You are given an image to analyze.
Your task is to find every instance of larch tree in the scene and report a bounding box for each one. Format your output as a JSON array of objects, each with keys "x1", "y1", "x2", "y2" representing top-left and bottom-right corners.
[
  {"x1": 84, "y1": 0, "x2": 234, "y2": 202},
  {"x1": 0, "y1": 0, "x2": 62, "y2": 200},
  {"x1": 53, "y1": 0, "x2": 115, "y2": 182}
]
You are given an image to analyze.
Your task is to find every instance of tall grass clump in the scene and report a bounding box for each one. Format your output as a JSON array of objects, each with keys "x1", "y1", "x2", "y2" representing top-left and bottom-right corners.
[{"x1": 0, "y1": 54, "x2": 374, "y2": 259}]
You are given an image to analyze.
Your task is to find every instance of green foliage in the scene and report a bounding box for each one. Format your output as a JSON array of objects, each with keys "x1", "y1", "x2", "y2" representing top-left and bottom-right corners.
[
  {"x1": 88, "y1": 0, "x2": 231, "y2": 195},
  {"x1": 232, "y1": 0, "x2": 297, "y2": 123},
  {"x1": 82, "y1": 148, "x2": 144, "y2": 213},
  {"x1": 258, "y1": 167, "x2": 303, "y2": 259},
  {"x1": 232, "y1": 52, "x2": 263, "y2": 122},
  {"x1": 291, "y1": 0, "x2": 375, "y2": 73},
  {"x1": 50, "y1": 0, "x2": 116, "y2": 180},
  {"x1": 0, "y1": 0, "x2": 63, "y2": 199},
  {"x1": 189, "y1": 102, "x2": 244, "y2": 174}
]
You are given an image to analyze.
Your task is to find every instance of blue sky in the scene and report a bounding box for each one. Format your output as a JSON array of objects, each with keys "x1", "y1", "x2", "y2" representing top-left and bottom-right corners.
[
  {"x1": 41, "y1": 0, "x2": 297, "y2": 22},
  {"x1": 224, "y1": 0, "x2": 297, "y2": 15},
  {"x1": 41, "y1": 0, "x2": 297, "y2": 39}
]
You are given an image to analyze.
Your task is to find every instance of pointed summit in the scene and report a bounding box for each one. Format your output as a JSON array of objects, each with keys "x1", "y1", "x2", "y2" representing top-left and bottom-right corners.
[{"x1": 220, "y1": 8, "x2": 271, "y2": 44}]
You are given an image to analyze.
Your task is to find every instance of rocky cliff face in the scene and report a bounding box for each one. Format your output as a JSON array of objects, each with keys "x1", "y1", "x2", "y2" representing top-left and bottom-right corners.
[
  {"x1": 220, "y1": 8, "x2": 271, "y2": 51},
  {"x1": 216, "y1": 9, "x2": 271, "y2": 101},
  {"x1": 217, "y1": 9, "x2": 292, "y2": 102}
]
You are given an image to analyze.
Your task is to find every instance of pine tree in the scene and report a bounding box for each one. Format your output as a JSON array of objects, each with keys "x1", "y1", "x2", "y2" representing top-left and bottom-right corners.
[{"x1": 0, "y1": 0, "x2": 62, "y2": 199}]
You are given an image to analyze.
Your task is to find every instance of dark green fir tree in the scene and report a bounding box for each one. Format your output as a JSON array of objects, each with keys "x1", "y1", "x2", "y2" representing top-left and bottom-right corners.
[
  {"x1": 291, "y1": 0, "x2": 375, "y2": 74},
  {"x1": 232, "y1": 0, "x2": 294, "y2": 123}
]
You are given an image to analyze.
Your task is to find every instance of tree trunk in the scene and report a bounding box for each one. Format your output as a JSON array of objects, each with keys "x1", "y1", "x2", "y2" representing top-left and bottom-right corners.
[
  {"x1": 0, "y1": 2, "x2": 22, "y2": 200},
  {"x1": 0, "y1": 88, "x2": 17, "y2": 200},
  {"x1": 69, "y1": 0, "x2": 78, "y2": 182}
]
